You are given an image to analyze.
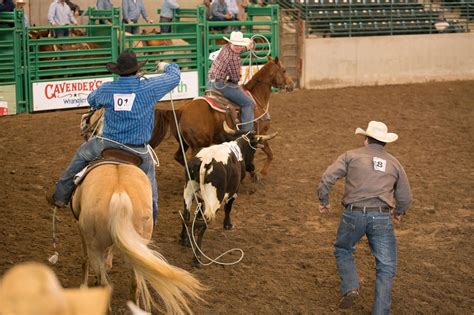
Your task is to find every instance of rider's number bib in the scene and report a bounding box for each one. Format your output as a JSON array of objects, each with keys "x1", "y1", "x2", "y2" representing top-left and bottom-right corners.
[
  {"x1": 373, "y1": 157, "x2": 386, "y2": 172},
  {"x1": 114, "y1": 93, "x2": 136, "y2": 111}
]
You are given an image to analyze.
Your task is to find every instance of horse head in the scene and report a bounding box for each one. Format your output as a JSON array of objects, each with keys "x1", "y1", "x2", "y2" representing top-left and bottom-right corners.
[
  {"x1": 266, "y1": 56, "x2": 294, "y2": 92},
  {"x1": 80, "y1": 108, "x2": 104, "y2": 141}
]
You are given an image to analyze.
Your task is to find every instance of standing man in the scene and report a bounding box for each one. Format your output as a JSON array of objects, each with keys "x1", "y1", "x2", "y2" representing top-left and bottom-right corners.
[
  {"x1": 210, "y1": 0, "x2": 234, "y2": 30},
  {"x1": 47, "y1": 0, "x2": 77, "y2": 38},
  {"x1": 122, "y1": 0, "x2": 152, "y2": 35},
  {"x1": 318, "y1": 121, "x2": 412, "y2": 314},
  {"x1": 159, "y1": 0, "x2": 179, "y2": 33},
  {"x1": 207, "y1": 31, "x2": 255, "y2": 132},
  {"x1": 96, "y1": 0, "x2": 113, "y2": 24},
  {"x1": 46, "y1": 50, "x2": 180, "y2": 225}
]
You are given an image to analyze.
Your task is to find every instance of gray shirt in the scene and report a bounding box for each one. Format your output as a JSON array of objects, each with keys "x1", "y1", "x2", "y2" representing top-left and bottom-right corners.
[
  {"x1": 160, "y1": 0, "x2": 179, "y2": 19},
  {"x1": 48, "y1": 0, "x2": 77, "y2": 26},
  {"x1": 96, "y1": 0, "x2": 113, "y2": 10},
  {"x1": 318, "y1": 143, "x2": 412, "y2": 214},
  {"x1": 211, "y1": 0, "x2": 228, "y2": 19},
  {"x1": 122, "y1": 0, "x2": 149, "y2": 22}
]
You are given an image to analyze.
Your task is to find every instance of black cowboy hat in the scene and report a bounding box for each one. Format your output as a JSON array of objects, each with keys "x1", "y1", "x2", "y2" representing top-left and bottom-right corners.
[{"x1": 106, "y1": 50, "x2": 146, "y2": 75}]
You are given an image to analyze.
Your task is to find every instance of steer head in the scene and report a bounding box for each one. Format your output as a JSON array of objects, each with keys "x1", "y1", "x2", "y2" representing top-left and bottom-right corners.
[{"x1": 223, "y1": 122, "x2": 278, "y2": 173}]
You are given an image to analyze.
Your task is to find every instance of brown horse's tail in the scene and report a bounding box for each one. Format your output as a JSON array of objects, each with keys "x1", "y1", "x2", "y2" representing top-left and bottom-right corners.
[
  {"x1": 149, "y1": 108, "x2": 183, "y2": 148},
  {"x1": 109, "y1": 191, "x2": 204, "y2": 314}
]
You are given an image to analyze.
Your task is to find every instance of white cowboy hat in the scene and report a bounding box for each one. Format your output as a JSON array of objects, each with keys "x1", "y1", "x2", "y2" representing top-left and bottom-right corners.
[
  {"x1": 0, "y1": 262, "x2": 111, "y2": 315},
  {"x1": 355, "y1": 121, "x2": 398, "y2": 143},
  {"x1": 223, "y1": 31, "x2": 251, "y2": 47},
  {"x1": 16, "y1": 0, "x2": 27, "y2": 3}
]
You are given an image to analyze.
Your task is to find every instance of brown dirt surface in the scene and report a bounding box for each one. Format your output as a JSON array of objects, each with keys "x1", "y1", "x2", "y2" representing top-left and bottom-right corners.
[{"x1": 0, "y1": 81, "x2": 473, "y2": 314}]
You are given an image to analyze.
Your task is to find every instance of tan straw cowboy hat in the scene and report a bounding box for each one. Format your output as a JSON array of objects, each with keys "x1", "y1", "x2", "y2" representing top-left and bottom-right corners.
[
  {"x1": 223, "y1": 31, "x2": 251, "y2": 47},
  {"x1": 0, "y1": 262, "x2": 111, "y2": 315},
  {"x1": 355, "y1": 121, "x2": 398, "y2": 143}
]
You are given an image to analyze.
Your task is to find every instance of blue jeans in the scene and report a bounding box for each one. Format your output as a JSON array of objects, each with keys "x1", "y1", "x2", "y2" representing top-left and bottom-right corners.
[
  {"x1": 123, "y1": 19, "x2": 139, "y2": 34},
  {"x1": 54, "y1": 28, "x2": 69, "y2": 38},
  {"x1": 208, "y1": 81, "x2": 255, "y2": 131},
  {"x1": 53, "y1": 137, "x2": 158, "y2": 223},
  {"x1": 334, "y1": 207, "x2": 397, "y2": 315}
]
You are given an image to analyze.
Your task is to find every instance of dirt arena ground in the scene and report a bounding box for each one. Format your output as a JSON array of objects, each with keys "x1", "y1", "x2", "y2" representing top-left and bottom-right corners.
[{"x1": 0, "y1": 81, "x2": 473, "y2": 314}]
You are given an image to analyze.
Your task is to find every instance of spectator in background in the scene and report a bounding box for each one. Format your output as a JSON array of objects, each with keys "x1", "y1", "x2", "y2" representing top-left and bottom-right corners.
[
  {"x1": 48, "y1": 0, "x2": 77, "y2": 37},
  {"x1": 159, "y1": 0, "x2": 179, "y2": 33},
  {"x1": 434, "y1": 13, "x2": 449, "y2": 32},
  {"x1": 15, "y1": 0, "x2": 29, "y2": 27},
  {"x1": 65, "y1": 0, "x2": 80, "y2": 17},
  {"x1": 122, "y1": 0, "x2": 153, "y2": 35},
  {"x1": 0, "y1": 0, "x2": 14, "y2": 12},
  {"x1": 225, "y1": 0, "x2": 240, "y2": 30},
  {"x1": 210, "y1": 0, "x2": 235, "y2": 31},
  {"x1": 96, "y1": 0, "x2": 113, "y2": 24}
]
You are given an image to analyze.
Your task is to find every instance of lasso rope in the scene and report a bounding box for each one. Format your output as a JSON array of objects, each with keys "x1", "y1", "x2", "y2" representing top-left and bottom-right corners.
[
  {"x1": 48, "y1": 206, "x2": 59, "y2": 265},
  {"x1": 168, "y1": 91, "x2": 245, "y2": 266}
]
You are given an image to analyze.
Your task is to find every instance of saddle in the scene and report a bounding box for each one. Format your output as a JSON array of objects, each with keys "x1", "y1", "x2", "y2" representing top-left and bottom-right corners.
[
  {"x1": 198, "y1": 89, "x2": 242, "y2": 129},
  {"x1": 70, "y1": 148, "x2": 143, "y2": 220},
  {"x1": 74, "y1": 148, "x2": 142, "y2": 186}
]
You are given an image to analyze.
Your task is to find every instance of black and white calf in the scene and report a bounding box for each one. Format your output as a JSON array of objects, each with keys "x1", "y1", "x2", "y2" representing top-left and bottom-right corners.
[{"x1": 179, "y1": 126, "x2": 277, "y2": 266}]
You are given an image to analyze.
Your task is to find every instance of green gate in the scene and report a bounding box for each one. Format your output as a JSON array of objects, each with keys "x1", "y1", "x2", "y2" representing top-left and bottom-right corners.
[
  {"x1": 26, "y1": 8, "x2": 120, "y2": 112},
  {"x1": 0, "y1": 10, "x2": 27, "y2": 114}
]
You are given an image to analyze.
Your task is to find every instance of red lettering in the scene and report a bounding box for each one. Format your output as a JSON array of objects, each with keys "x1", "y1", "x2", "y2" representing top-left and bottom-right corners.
[{"x1": 45, "y1": 84, "x2": 55, "y2": 99}]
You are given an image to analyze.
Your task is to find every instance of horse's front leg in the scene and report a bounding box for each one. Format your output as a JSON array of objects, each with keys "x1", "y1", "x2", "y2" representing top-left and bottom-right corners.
[
  {"x1": 223, "y1": 197, "x2": 235, "y2": 230},
  {"x1": 258, "y1": 141, "x2": 273, "y2": 177}
]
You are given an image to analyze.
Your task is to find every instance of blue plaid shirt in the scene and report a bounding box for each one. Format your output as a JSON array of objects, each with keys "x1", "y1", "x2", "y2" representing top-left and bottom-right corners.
[{"x1": 87, "y1": 63, "x2": 180, "y2": 145}]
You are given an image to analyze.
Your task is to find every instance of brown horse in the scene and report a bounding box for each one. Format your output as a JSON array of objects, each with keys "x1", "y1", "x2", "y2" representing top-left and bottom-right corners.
[
  {"x1": 150, "y1": 56, "x2": 294, "y2": 178},
  {"x1": 72, "y1": 110, "x2": 204, "y2": 314}
]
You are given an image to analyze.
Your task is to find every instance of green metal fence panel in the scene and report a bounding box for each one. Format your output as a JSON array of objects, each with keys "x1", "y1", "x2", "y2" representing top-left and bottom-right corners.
[
  {"x1": 26, "y1": 8, "x2": 120, "y2": 111},
  {"x1": 0, "y1": 9, "x2": 27, "y2": 114}
]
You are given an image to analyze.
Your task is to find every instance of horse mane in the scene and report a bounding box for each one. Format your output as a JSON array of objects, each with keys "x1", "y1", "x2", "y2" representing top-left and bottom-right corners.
[{"x1": 244, "y1": 59, "x2": 275, "y2": 91}]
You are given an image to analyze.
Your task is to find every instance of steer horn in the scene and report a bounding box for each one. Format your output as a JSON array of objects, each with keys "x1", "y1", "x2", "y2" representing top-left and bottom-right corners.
[
  {"x1": 223, "y1": 121, "x2": 236, "y2": 135},
  {"x1": 256, "y1": 132, "x2": 278, "y2": 142}
]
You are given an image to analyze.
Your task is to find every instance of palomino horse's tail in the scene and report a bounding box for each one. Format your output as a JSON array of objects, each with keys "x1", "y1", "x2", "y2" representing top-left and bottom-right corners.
[
  {"x1": 149, "y1": 108, "x2": 183, "y2": 148},
  {"x1": 108, "y1": 191, "x2": 203, "y2": 314}
]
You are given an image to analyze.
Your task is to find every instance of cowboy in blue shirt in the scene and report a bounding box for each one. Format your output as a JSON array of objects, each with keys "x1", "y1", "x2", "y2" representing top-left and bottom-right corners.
[{"x1": 47, "y1": 50, "x2": 180, "y2": 224}]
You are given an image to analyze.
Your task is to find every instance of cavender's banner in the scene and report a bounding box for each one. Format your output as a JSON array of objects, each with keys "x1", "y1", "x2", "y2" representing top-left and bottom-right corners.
[{"x1": 32, "y1": 71, "x2": 199, "y2": 111}]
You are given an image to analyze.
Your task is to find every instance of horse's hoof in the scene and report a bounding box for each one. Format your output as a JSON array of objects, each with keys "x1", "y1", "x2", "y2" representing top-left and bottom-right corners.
[
  {"x1": 224, "y1": 223, "x2": 234, "y2": 230},
  {"x1": 251, "y1": 172, "x2": 262, "y2": 183}
]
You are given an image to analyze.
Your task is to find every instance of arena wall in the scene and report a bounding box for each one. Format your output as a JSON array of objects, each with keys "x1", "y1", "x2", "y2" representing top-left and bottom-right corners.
[{"x1": 302, "y1": 33, "x2": 474, "y2": 89}]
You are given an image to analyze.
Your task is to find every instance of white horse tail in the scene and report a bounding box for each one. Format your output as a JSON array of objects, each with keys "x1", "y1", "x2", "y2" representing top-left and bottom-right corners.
[{"x1": 108, "y1": 191, "x2": 204, "y2": 314}]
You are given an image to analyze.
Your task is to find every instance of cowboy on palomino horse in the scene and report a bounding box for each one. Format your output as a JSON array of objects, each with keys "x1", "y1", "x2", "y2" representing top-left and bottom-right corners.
[
  {"x1": 207, "y1": 31, "x2": 256, "y2": 131},
  {"x1": 47, "y1": 50, "x2": 179, "y2": 224}
]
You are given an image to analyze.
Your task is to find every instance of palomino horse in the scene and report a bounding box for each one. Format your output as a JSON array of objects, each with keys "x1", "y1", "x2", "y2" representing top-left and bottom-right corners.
[
  {"x1": 149, "y1": 56, "x2": 294, "y2": 178},
  {"x1": 72, "y1": 110, "x2": 203, "y2": 314}
]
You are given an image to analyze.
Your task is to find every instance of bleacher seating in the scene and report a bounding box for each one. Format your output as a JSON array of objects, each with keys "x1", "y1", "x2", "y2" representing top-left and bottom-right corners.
[{"x1": 275, "y1": 0, "x2": 471, "y2": 37}]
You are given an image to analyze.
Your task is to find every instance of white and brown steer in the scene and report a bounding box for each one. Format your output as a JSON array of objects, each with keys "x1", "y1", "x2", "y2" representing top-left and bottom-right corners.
[{"x1": 179, "y1": 125, "x2": 277, "y2": 266}]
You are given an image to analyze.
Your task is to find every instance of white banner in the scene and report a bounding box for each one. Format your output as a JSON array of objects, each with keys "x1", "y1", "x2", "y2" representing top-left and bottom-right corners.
[
  {"x1": 32, "y1": 71, "x2": 200, "y2": 111},
  {"x1": 145, "y1": 71, "x2": 199, "y2": 101},
  {"x1": 32, "y1": 77, "x2": 113, "y2": 111},
  {"x1": 239, "y1": 65, "x2": 263, "y2": 85}
]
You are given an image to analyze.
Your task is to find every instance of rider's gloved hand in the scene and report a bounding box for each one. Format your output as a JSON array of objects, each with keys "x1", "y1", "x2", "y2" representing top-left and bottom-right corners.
[
  {"x1": 246, "y1": 39, "x2": 255, "y2": 50},
  {"x1": 157, "y1": 62, "x2": 169, "y2": 71}
]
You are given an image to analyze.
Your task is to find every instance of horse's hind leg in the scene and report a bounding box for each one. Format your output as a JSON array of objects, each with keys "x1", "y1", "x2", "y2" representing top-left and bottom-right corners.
[
  {"x1": 79, "y1": 230, "x2": 89, "y2": 287},
  {"x1": 223, "y1": 197, "x2": 235, "y2": 230},
  {"x1": 174, "y1": 142, "x2": 188, "y2": 166},
  {"x1": 258, "y1": 141, "x2": 273, "y2": 177}
]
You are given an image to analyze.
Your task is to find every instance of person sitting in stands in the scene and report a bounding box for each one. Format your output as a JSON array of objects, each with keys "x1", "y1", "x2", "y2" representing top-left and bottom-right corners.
[
  {"x1": 47, "y1": 0, "x2": 78, "y2": 37},
  {"x1": 434, "y1": 13, "x2": 449, "y2": 33}
]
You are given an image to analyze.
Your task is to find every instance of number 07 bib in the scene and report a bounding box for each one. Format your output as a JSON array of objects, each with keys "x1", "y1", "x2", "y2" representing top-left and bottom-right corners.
[{"x1": 114, "y1": 93, "x2": 136, "y2": 111}]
